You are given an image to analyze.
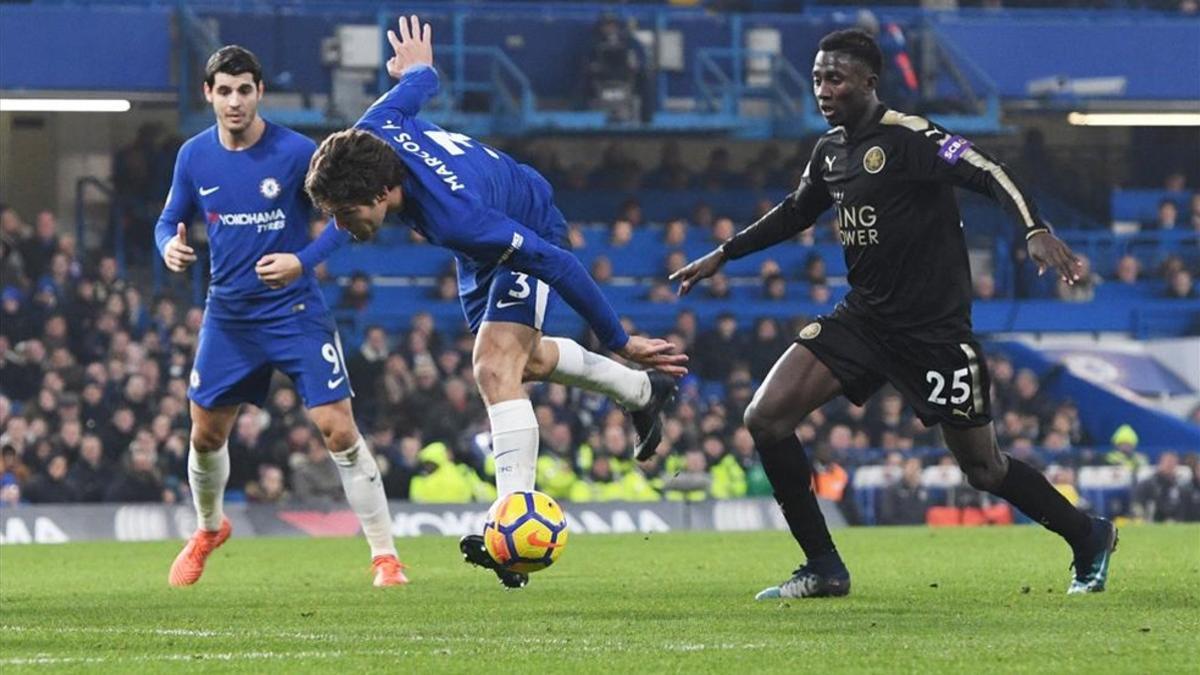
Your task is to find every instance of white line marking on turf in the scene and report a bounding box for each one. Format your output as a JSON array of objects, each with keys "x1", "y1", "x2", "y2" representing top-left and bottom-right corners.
[
  {"x1": 1, "y1": 624, "x2": 327, "y2": 641},
  {"x1": 1, "y1": 624, "x2": 769, "y2": 657},
  {"x1": 0, "y1": 650, "x2": 413, "y2": 666}
]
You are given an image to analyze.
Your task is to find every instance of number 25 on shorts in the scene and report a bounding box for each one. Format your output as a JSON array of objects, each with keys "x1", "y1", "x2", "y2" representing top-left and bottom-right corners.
[{"x1": 925, "y1": 368, "x2": 971, "y2": 406}]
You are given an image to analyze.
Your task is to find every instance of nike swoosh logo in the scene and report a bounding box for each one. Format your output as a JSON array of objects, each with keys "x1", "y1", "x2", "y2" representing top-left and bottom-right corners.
[
  {"x1": 327, "y1": 376, "x2": 345, "y2": 389},
  {"x1": 199, "y1": 186, "x2": 220, "y2": 196},
  {"x1": 366, "y1": 471, "x2": 379, "y2": 483},
  {"x1": 496, "y1": 300, "x2": 524, "y2": 309},
  {"x1": 526, "y1": 531, "x2": 563, "y2": 549}
]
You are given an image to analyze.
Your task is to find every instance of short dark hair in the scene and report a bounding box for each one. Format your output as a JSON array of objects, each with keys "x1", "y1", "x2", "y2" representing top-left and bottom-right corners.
[
  {"x1": 306, "y1": 129, "x2": 408, "y2": 213},
  {"x1": 818, "y1": 28, "x2": 882, "y2": 77},
  {"x1": 205, "y1": 45, "x2": 263, "y2": 87}
]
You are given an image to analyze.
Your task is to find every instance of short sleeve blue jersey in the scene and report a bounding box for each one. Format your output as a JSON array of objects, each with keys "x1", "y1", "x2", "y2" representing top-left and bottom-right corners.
[
  {"x1": 154, "y1": 122, "x2": 348, "y2": 322},
  {"x1": 354, "y1": 65, "x2": 629, "y2": 351}
]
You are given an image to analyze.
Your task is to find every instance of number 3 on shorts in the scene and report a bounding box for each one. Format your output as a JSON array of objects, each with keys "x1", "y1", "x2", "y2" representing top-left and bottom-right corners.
[
  {"x1": 925, "y1": 368, "x2": 970, "y2": 406},
  {"x1": 508, "y1": 272, "x2": 531, "y2": 299}
]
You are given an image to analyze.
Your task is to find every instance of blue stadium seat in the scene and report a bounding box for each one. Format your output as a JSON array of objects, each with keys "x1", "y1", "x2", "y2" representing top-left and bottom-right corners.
[
  {"x1": 325, "y1": 245, "x2": 454, "y2": 277},
  {"x1": 1093, "y1": 281, "x2": 1158, "y2": 301},
  {"x1": 1110, "y1": 189, "x2": 1193, "y2": 224},
  {"x1": 600, "y1": 284, "x2": 651, "y2": 305},
  {"x1": 603, "y1": 244, "x2": 671, "y2": 277},
  {"x1": 1077, "y1": 465, "x2": 1133, "y2": 519},
  {"x1": 851, "y1": 465, "x2": 897, "y2": 526}
]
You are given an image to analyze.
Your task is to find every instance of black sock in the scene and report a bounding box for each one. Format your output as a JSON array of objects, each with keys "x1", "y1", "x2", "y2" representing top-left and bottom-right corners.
[
  {"x1": 992, "y1": 456, "x2": 1093, "y2": 546},
  {"x1": 755, "y1": 433, "x2": 839, "y2": 564}
]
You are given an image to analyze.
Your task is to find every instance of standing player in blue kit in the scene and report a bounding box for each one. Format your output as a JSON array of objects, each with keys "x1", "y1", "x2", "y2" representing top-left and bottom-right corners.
[
  {"x1": 304, "y1": 16, "x2": 687, "y2": 589},
  {"x1": 155, "y1": 46, "x2": 406, "y2": 588}
]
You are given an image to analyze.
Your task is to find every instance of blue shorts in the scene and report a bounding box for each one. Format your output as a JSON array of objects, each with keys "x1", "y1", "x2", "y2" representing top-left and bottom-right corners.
[
  {"x1": 188, "y1": 311, "x2": 353, "y2": 410},
  {"x1": 458, "y1": 208, "x2": 567, "y2": 334},
  {"x1": 459, "y1": 266, "x2": 560, "y2": 334}
]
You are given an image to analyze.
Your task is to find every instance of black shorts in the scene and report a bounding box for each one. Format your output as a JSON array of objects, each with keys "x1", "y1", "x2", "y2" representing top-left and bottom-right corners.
[{"x1": 795, "y1": 307, "x2": 992, "y2": 429}]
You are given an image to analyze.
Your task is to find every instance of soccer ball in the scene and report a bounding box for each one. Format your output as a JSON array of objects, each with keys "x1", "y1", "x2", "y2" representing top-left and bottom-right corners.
[{"x1": 483, "y1": 490, "x2": 569, "y2": 574}]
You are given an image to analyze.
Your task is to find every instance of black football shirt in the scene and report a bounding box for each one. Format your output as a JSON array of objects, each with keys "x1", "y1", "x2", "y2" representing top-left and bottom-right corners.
[{"x1": 724, "y1": 105, "x2": 1048, "y2": 342}]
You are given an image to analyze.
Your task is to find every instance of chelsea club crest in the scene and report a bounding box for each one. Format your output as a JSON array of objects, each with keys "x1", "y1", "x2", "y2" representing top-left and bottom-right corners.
[{"x1": 259, "y1": 177, "x2": 281, "y2": 199}]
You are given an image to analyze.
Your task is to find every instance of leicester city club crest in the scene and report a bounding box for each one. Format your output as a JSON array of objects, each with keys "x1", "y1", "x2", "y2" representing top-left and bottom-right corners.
[
  {"x1": 259, "y1": 177, "x2": 281, "y2": 199},
  {"x1": 863, "y1": 146, "x2": 886, "y2": 174}
]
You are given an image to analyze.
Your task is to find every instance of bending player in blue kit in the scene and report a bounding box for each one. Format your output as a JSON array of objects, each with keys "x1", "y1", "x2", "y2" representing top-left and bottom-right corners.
[
  {"x1": 155, "y1": 46, "x2": 407, "y2": 588},
  {"x1": 304, "y1": 16, "x2": 687, "y2": 589}
]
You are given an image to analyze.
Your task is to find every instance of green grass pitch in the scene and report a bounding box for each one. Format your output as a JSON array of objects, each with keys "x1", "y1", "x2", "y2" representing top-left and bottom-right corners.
[{"x1": 2, "y1": 524, "x2": 1197, "y2": 673}]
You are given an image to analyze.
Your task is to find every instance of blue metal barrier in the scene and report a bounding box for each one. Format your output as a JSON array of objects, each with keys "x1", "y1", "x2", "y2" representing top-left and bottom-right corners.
[
  {"x1": 4, "y1": 1, "x2": 1057, "y2": 136},
  {"x1": 158, "y1": 1, "x2": 1010, "y2": 136}
]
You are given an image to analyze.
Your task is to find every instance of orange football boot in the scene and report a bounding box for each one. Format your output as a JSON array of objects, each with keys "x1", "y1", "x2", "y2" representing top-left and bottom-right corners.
[
  {"x1": 168, "y1": 516, "x2": 232, "y2": 587},
  {"x1": 371, "y1": 554, "x2": 409, "y2": 587}
]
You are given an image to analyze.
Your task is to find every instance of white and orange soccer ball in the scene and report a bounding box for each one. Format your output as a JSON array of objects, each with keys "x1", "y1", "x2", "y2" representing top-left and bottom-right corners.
[{"x1": 483, "y1": 490, "x2": 569, "y2": 574}]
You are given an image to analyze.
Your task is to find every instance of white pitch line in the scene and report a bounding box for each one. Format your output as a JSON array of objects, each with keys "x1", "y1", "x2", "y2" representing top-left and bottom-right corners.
[
  {"x1": 0, "y1": 649, "x2": 414, "y2": 666},
  {"x1": 0, "y1": 624, "x2": 328, "y2": 642},
  {"x1": 1, "y1": 624, "x2": 769, "y2": 656}
]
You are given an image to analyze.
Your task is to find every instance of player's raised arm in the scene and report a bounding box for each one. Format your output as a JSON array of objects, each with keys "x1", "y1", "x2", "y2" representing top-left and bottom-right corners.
[
  {"x1": 895, "y1": 117, "x2": 1080, "y2": 283},
  {"x1": 672, "y1": 151, "x2": 833, "y2": 296},
  {"x1": 387, "y1": 15, "x2": 432, "y2": 80},
  {"x1": 359, "y1": 15, "x2": 439, "y2": 121}
]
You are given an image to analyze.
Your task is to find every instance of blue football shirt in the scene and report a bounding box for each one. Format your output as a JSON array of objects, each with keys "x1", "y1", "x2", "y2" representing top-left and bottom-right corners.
[
  {"x1": 354, "y1": 66, "x2": 629, "y2": 351},
  {"x1": 155, "y1": 121, "x2": 343, "y2": 322}
]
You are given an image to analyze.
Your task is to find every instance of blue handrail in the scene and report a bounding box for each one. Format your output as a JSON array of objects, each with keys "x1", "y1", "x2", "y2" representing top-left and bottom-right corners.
[{"x1": 157, "y1": 1, "x2": 1015, "y2": 137}]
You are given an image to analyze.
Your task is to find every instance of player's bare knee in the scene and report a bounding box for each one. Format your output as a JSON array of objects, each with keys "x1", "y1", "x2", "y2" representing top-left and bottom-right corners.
[
  {"x1": 473, "y1": 359, "x2": 500, "y2": 393},
  {"x1": 321, "y1": 425, "x2": 359, "y2": 454},
  {"x1": 744, "y1": 401, "x2": 790, "y2": 446},
  {"x1": 313, "y1": 414, "x2": 358, "y2": 453},
  {"x1": 473, "y1": 358, "x2": 520, "y2": 403},
  {"x1": 190, "y1": 426, "x2": 226, "y2": 453},
  {"x1": 963, "y1": 461, "x2": 1006, "y2": 492}
]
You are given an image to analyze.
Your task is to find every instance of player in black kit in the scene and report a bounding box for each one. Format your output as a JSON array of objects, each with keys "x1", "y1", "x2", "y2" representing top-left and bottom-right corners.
[{"x1": 670, "y1": 29, "x2": 1117, "y2": 599}]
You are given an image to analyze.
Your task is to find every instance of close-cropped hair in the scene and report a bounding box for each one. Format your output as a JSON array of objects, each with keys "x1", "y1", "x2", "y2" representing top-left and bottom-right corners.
[
  {"x1": 205, "y1": 45, "x2": 263, "y2": 87},
  {"x1": 818, "y1": 29, "x2": 883, "y2": 77}
]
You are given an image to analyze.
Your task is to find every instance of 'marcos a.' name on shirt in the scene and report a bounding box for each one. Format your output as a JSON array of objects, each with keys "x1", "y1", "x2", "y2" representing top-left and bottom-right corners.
[{"x1": 380, "y1": 121, "x2": 467, "y2": 193}]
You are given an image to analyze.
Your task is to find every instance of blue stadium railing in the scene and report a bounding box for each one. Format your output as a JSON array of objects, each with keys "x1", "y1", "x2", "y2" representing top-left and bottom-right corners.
[
  {"x1": 3, "y1": 1, "x2": 1006, "y2": 137},
  {"x1": 16, "y1": 3, "x2": 1194, "y2": 133}
]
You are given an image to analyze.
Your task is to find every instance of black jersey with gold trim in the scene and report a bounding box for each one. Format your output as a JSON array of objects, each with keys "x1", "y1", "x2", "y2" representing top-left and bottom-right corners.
[{"x1": 725, "y1": 106, "x2": 1048, "y2": 342}]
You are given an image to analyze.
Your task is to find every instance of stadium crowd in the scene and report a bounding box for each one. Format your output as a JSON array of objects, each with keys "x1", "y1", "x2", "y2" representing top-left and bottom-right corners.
[{"x1": 1, "y1": 202, "x2": 1198, "y2": 524}]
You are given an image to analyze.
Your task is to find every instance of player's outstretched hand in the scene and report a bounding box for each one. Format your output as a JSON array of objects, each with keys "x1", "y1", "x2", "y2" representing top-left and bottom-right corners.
[
  {"x1": 1027, "y1": 231, "x2": 1081, "y2": 285},
  {"x1": 617, "y1": 336, "x2": 689, "y2": 377},
  {"x1": 256, "y1": 253, "x2": 303, "y2": 289},
  {"x1": 386, "y1": 15, "x2": 433, "y2": 79},
  {"x1": 669, "y1": 248, "x2": 726, "y2": 296},
  {"x1": 164, "y1": 222, "x2": 197, "y2": 273}
]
